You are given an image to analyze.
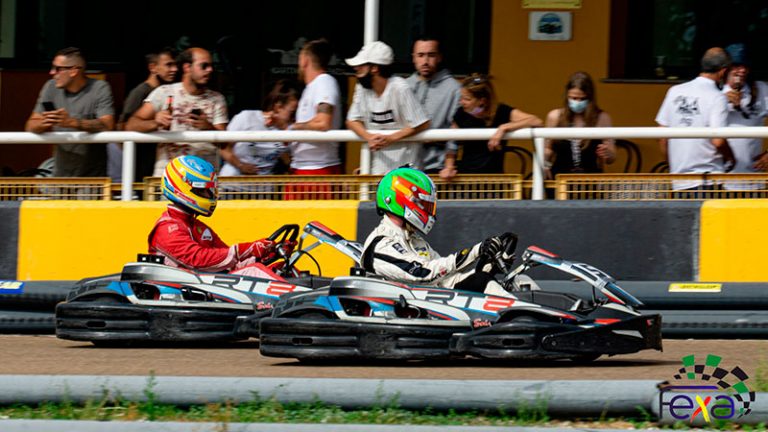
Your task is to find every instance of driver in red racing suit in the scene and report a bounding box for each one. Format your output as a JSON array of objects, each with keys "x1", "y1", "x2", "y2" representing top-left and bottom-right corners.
[{"x1": 149, "y1": 155, "x2": 291, "y2": 275}]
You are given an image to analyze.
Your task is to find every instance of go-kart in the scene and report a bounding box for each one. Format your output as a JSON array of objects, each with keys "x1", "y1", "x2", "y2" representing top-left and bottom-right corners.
[
  {"x1": 55, "y1": 222, "x2": 362, "y2": 345},
  {"x1": 258, "y1": 238, "x2": 663, "y2": 362}
]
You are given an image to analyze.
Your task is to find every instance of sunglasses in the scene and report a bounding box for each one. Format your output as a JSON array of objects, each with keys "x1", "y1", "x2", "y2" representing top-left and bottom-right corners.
[
  {"x1": 51, "y1": 65, "x2": 81, "y2": 73},
  {"x1": 197, "y1": 62, "x2": 213, "y2": 70}
]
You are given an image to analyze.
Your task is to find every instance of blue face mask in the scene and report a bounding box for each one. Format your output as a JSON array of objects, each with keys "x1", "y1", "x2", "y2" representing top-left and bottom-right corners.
[{"x1": 568, "y1": 98, "x2": 588, "y2": 114}]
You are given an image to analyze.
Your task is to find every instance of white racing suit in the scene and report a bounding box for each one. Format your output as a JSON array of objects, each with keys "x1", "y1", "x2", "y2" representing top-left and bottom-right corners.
[{"x1": 360, "y1": 217, "x2": 512, "y2": 297}]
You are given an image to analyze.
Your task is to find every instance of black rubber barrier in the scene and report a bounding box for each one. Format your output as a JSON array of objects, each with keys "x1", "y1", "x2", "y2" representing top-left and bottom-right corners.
[
  {"x1": 358, "y1": 201, "x2": 702, "y2": 281},
  {"x1": 0, "y1": 310, "x2": 54, "y2": 334},
  {"x1": 0, "y1": 202, "x2": 20, "y2": 280},
  {"x1": 0, "y1": 281, "x2": 73, "y2": 311}
]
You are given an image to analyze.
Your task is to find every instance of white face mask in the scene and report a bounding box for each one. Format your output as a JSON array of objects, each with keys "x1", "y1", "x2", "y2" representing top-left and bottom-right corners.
[{"x1": 568, "y1": 98, "x2": 588, "y2": 114}]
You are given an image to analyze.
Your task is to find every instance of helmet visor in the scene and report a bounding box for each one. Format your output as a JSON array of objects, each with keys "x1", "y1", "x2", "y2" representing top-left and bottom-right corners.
[
  {"x1": 192, "y1": 187, "x2": 216, "y2": 199},
  {"x1": 417, "y1": 193, "x2": 436, "y2": 217}
]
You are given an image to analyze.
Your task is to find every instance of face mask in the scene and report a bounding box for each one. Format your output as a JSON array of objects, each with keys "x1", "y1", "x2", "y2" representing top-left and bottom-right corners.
[
  {"x1": 469, "y1": 106, "x2": 485, "y2": 116},
  {"x1": 568, "y1": 98, "x2": 588, "y2": 114},
  {"x1": 357, "y1": 72, "x2": 373, "y2": 89}
]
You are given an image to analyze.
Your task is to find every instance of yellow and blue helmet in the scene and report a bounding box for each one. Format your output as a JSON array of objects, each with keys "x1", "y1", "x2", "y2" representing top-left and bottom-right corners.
[{"x1": 162, "y1": 155, "x2": 218, "y2": 217}]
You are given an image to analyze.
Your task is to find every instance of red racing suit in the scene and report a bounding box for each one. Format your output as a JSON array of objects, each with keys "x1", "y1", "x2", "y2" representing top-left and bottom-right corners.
[{"x1": 148, "y1": 205, "x2": 273, "y2": 273}]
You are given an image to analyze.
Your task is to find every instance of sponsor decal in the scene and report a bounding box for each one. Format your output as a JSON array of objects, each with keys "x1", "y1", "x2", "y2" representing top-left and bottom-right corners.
[
  {"x1": 659, "y1": 354, "x2": 755, "y2": 424},
  {"x1": 668, "y1": 283, "x2": 722, "y2": 293},
  {"x1": 201, "y1": 228, "x2": 213, "y2": 241},
  {"x1": 472, "y1": 318, "x2": 492, "y2": 328},
  {"x1": 255, "y1": 301, "x2": 273, "y2": 311},
  {"x1": 0, "y1": 281, "x2": 24, "y2": 294},
  {"x1": 392, "y1": 242, "x2": 406, "y2": 254}
]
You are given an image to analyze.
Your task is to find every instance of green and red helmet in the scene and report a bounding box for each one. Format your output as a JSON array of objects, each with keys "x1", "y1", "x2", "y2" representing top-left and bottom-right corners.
[{"x1": 376, "y1": 167, "x2": 437, "y2": 235}]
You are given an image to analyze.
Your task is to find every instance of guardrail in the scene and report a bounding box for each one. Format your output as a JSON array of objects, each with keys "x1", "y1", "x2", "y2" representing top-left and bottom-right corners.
[{"x1": 2, "y1": 126, "x2": 768, "y2": 201}]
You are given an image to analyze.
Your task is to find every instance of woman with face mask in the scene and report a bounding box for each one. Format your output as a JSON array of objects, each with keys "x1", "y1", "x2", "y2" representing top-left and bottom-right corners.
[
  {"x1": 444, "y1": 74, "x2": 542, "y2": 178},
  {"x1": 544, "y1": 71, "x2": 615, "y2": 178}
]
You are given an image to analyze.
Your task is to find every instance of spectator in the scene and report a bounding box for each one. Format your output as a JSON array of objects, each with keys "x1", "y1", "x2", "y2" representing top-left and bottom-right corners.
[
  {"x1": 656, "y1": 47, "x2": 736, "y2": 193},
  {"x1": 284, "y1": 39, "x2": 342, "y2": 200},
  {"x1": 127, "y1": 47, "x2": 228, "y2": 176},
  {"x1": 290, "y1": 39, "x2": 343, "y2": 175},
  {"x1": 345, "y1": 41, "x2": 430, "y2": 174},
  {"x1": 448, "y1": 74, "x2": 542, "y2": 175},
  {"x1": 722, "y1": 43, "x2": 768, "y2": 192},
  {"x1": 110, "y1": 48, "x2": 178, "y2": 182},
  {"x1": 405, "y1": 35, "x2": 461, "y2": 179},
  {"x1": 25, "y1": 47, "x2": 115, "y2": 177},
  {"x1": 543, "y1": 72, "x2": 615, "y2": 178},
  {"x1": 220, "y1": 80, "x2": 299, "y2": 176}
]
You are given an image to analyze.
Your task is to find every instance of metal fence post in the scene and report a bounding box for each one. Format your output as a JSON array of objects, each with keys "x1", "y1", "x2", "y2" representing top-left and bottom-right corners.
[
  {"x1": 121, "y1": 141, "x2": 135, "y2": 201},
  {"x1": 532, "y1": 136, "x2": 546, "y2": 200}
]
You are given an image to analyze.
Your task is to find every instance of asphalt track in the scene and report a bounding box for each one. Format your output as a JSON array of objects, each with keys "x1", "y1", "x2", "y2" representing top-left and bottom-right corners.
[{"x1": 0, "y1": 336, "x2": 764, "y2": 380}]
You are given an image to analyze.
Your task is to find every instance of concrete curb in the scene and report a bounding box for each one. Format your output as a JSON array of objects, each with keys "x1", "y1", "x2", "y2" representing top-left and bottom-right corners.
[
  {"x1": 0, "y1": 376, "x2": 659, "y2": 415},
  {"x1": 1, "y1": 376, "x2": 766, "y2": 424}
]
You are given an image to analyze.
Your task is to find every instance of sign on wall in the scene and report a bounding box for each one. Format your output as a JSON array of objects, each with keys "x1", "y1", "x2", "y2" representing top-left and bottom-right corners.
[{"x1": 528, "y1": 11, "x2": 572, "y2": 41}]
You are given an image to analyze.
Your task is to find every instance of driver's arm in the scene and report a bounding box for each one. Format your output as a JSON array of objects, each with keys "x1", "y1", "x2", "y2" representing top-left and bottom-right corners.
[
  {"x1": 365, "y1": 235, "x2": 482, "y2": 285},
  {"x1": 150, "y1": 220, "x2": 240, "y2": 272},
  {"x1": 150, "y1": 219, "x2": 277, "y2": 272}
]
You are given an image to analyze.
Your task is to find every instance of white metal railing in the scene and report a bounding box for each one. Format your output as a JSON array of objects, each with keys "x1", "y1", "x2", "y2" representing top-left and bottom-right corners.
[{"x1": 3, "y1": 126, "x2": 768, "y2": 201}]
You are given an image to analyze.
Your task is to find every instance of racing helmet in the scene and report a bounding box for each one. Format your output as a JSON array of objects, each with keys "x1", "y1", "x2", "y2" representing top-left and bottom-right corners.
[
  {"x1": 376, "y1": 167, "x2": 437, "y2": 235},
  {"x1": 162, "y1": 155, "x2": 218, "y2": 217}
]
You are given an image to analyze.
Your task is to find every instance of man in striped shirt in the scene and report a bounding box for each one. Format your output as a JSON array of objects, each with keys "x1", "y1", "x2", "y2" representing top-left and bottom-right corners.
[{"x1": 345, "y1": 41, "x2": 430, "y2": 174}]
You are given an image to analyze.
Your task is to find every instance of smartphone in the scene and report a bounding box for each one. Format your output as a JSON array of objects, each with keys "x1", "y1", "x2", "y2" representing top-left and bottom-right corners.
[
  {"x1": 42, "y1": 101, "x2": 56, "y2": 111},
  {"x1": 190, "y1": 108, "x2": 202, "y2": 116}
]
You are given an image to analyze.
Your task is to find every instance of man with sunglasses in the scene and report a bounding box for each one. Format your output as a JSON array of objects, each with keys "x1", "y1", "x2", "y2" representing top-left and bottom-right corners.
[
  {"x1": 127, "y1": 47, "x2": 228, "y2": 176},
  {"x1": 25, "y1": 47, "x2": 115, "y2": 176}
]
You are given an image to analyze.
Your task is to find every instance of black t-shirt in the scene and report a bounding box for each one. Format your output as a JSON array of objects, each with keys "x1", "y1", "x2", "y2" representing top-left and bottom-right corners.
[
  {"x1": 453, "y1": 103, "x2": 513, "y2": 174},
  {"x1": 121, "y1": 82, "x2": 157, "y2": 180},
  {"x1": 551, "y1": 138, "x2": 603, "y2": 175}
]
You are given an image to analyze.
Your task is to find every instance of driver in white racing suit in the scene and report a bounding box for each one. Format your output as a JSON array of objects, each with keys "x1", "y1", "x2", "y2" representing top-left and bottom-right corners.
[{"x1": 361, "y1": 167, "x2": 515, "y2": 297}]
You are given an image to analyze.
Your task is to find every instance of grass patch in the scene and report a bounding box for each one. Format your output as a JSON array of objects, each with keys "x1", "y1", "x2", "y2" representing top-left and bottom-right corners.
[{"x1": 0, "y1": 396, "x2": 657, "y2": 428}]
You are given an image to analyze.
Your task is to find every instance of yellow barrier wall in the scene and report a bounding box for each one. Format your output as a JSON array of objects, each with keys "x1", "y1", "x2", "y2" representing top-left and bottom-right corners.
[
  {"x1": 700, "y1": 200, "x2": 768, "y2": 282},
  {"x1": 17, "y1": 201, "x2": 359, "y2": 280}
]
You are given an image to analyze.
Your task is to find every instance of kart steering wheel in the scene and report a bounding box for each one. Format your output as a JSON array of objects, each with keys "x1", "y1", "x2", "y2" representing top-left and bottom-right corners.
[
  {"x1": 265, "y1": 224, "x2": 300, "y2": 274},
  {"x1": 495, "y1": 233, "x2": 518, "y2": 274}
]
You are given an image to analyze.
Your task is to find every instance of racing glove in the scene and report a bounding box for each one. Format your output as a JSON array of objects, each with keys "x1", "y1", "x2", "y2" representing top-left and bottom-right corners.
[
  {"x1": 478, "y1": 232, "x2": 515, "y2": 273},
  {"x1": 480, "y1": 233, "x2": 508, "y2": 259},
  {"x1": 236, "y1": 238, "x2": 276, "y2": 262}
]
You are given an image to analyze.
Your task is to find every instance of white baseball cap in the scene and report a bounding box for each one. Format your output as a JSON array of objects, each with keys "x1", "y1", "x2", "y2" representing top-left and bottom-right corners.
[{"x1": 345, "y1": 41, "x2": 394, "y2": 66}]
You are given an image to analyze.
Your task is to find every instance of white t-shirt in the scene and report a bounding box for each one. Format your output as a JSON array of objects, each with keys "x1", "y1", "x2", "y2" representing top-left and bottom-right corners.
[
  {"x1": 655, "y1": 76, "x2": 729, "y2": 190},
  {"x1": 220, "y1": 110, "x2": 288, "y2": 176},
  {"x1": 289, "y1": 73, "x2": 342, "y2": 170},
  {"x1": 145, "y1": 82, "x2": 229, "y2": 175},
  {"x1": 721, "y1": 81, "x2": 768, "y2": 190},
  {"x1": 347, "y1": 76, "x2": 430, "y2": 174}
]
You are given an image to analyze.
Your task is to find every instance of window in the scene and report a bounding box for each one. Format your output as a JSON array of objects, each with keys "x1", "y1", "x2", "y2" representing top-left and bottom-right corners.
[{"x1": 610, "y1": 0, "x2": 768, "y2": 81}]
